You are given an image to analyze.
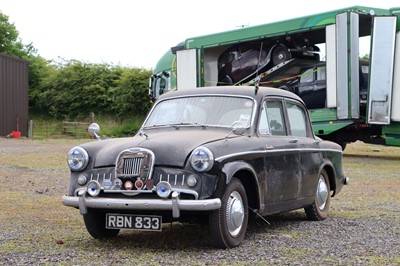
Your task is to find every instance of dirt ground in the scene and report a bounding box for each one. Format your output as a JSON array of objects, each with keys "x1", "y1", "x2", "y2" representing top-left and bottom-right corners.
[{"x1": 0, "y1": 138, "x2": 399, "y2": 265}]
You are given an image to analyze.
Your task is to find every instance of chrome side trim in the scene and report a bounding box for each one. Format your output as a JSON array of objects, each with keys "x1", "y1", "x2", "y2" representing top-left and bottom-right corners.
[{"x1": 216, "y1": 148, "x2": 342, "y2": 162}]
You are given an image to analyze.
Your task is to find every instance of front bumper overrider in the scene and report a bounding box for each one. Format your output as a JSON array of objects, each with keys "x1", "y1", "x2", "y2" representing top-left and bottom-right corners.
[{"x1": 62, "y1": 190, "x2": 221, "y2": 218}]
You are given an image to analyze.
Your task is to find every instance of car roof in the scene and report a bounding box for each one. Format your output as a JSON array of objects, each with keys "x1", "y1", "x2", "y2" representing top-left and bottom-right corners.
[{"x1": 157, "y1": 86, "x2": 304, "y2": 103}]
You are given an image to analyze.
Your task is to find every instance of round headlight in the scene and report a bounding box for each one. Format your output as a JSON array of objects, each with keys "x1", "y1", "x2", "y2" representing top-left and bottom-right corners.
[
  {"x1": 67, "y1": 146, "x2": 89, "y2": 171},
  {"x1": 190, "y1": 147, "x2": 214, "y2": 172}
]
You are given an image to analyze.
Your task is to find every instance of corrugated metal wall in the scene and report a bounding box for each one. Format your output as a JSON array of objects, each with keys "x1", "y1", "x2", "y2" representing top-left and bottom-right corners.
[{"x1": 0, "y1": 54, "x2": 29, "y2": 137}]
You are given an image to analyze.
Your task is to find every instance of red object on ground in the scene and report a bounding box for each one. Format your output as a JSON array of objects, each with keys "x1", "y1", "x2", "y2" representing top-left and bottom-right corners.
[{"x1": 12, "y1": 131, "x2": 21, "y2": 138}]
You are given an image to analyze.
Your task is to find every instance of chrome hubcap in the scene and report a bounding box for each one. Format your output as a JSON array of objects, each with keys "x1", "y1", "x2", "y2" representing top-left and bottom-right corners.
[
  {"x1": 316, "y1": 175, "x2": 328, "y2": 210},
  {"x1": 226, "y1": 191, "x2": 244, "y2": 237}
]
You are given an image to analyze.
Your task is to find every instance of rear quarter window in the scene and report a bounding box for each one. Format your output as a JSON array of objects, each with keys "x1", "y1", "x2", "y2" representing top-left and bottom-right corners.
[{"x1": 285, "y1": 102, "x2": 308, "y2": 137}]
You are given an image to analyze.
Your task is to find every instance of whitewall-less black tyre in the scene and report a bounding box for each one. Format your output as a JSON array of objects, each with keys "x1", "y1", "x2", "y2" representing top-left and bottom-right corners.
[
  {"x1": 83, "y1": 210, "x2": 120, "y2": 239},
  {"x1": 305, "y1": 169, "x2": 331, "y2": 221},
  {"x1": 209, "y1": 178, "x2": 249, "y2": 248}
]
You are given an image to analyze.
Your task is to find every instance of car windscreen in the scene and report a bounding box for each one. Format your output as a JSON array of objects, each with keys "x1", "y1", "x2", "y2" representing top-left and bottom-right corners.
[{"x1": 144, "y1": 96, "x2": 254, "y2": 128}]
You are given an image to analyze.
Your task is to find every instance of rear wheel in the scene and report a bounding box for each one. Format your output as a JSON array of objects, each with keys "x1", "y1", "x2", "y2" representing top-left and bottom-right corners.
[
  {"x1": 272, "y1": 45, "x2": 291, "y2": 65},
  {"x1": 209, "y1": 178, "x2": 248, "y2": 248},
  {"x1": 305, "y1": 169, "x2": 331, "y2": 221},
  {"x1": 83, "y1": 210, "x2": 120, "y2": 239}
]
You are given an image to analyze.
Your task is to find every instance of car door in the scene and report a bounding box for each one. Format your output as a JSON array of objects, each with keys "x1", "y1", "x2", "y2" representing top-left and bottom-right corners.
[
  {"x1": 284, "y1": 100, "x2": 322, "y2": 199},
  {"x1": 259, "y1": 98, "x2": 302, "y2": 211},
  {"x1": 297, "y1": 67, "x2": 315, "y2": 108}
]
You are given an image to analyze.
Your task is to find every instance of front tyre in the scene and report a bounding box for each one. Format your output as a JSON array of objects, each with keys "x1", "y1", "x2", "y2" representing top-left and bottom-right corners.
[
  {"x1": 209, "y1": 178, "x2": 248, "y2": 248},
  {"x1": 83, "y1": 210, "x2": 120, "y2": 239},
  {"x1": 305, "y1": 169, "x2": 331, "y2": 221}
]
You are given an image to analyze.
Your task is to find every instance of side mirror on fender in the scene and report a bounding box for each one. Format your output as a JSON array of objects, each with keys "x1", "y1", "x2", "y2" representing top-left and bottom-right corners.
[{"x1": 88, "y1": 123, "x2": 101, "y2": 140}]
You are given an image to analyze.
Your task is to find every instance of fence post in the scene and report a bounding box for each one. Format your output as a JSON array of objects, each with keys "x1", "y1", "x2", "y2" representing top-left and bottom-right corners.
[{"x1": 29, "y1": 120, "x2": 33, "y2": 139}]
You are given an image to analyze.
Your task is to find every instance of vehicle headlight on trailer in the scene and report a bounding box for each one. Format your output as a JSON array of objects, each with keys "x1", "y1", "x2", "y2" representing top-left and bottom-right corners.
[
  {"x1": 190, "y1": 147, "x2": 214, "y2": 172},
  {"x1": 67, "y1": 146, "x2": 89, "y2": 171}
]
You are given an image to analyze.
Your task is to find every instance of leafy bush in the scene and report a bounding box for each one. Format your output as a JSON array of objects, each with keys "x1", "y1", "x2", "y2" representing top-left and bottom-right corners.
[
  {"x1": 112, "y1": 68, "x2": 152, "y2": 118},
  {"x1": 34, "y1": 60, "x2": 152, "y2": 120}
]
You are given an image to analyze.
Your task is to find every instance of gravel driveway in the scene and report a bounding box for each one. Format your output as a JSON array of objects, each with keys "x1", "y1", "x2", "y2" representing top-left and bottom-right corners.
[{"x1": 0, "y1": 138, "x2": 399, "y2": 265}]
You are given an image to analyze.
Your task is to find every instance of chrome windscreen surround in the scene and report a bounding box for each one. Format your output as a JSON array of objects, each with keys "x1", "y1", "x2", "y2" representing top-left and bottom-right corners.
[{"x1": 115, "y1": 148, "x2": 155, "y2": 190}]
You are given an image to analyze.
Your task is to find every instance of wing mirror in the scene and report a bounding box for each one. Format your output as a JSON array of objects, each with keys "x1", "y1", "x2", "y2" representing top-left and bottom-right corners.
[
  {"x1": 88, "y1": 123, "x2": 101, "y2": 140},
  {"x1": 232, "y1": 121, "x2": 246, "y2": 135}
]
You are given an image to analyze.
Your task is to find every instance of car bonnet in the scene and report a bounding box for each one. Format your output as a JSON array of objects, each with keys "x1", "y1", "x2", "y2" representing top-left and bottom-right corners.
[{"x1": 87, "y1": 129, "x2": 230, "y2": 168}]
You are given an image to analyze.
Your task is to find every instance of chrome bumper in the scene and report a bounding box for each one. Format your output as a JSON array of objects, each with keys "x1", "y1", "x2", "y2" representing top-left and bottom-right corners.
[{"x1": 62, "y1": 191, "x2": 221, "y2": 218}]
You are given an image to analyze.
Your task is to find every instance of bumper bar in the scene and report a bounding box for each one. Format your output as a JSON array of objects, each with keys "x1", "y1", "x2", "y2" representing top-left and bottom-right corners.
[{"x1": 62, "y1": 192, "x2": 221, "y2": 218}]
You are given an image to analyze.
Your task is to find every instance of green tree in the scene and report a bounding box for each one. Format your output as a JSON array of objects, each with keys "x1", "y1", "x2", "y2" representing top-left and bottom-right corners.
[
  {"x1": 112, "y1": 68, "x2": 152, "y2": 118},
  {"x1": 39, "y1": 60, "x2": 122, "y2": 119},
  {"x1": 0, "y1": 11, "x2": 52, "y2": 111},
  {"x1": 361, "y1": 54, "x2": 369, "y2": 60},
  {"x1": 0, "y1": 12, "x2": 26, "y2": 57}
]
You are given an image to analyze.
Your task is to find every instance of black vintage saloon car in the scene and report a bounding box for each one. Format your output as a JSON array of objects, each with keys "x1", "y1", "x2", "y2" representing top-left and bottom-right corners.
[{"x1": 63, "y1": 86, "x2": 348, "y2": 248}]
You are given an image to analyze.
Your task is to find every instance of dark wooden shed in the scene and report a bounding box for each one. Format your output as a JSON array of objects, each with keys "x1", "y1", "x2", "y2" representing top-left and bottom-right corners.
[{"x1": 0, "y1": 54, "x2": 29, "y2": 137}]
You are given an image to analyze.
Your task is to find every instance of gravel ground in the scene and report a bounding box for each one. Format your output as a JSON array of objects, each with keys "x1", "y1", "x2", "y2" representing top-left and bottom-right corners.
[{"x1": 0, "y1": 138, "x2": 399, "y2": 265}]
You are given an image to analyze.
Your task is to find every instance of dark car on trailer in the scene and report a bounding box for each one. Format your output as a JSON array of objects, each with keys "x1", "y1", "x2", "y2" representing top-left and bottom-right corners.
[
  {"x1": 279, "y1": 60, "x2": 369, "y2": 110},
  {"x1": 63, "y1": 86, "x2": 348, "y2": 248},
  {"x1": 217, "y1": 35, "x2": 320, "y2": 85}
]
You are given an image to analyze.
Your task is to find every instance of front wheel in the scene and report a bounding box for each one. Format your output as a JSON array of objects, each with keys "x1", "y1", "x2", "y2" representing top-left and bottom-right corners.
[
  {"x1": 83, "y1": 210, "x2": 120, "y2": 239},
  {"x1": 209, "y1": 178, "x2": 248, "y2": 248},
  {"x1": 304, "y1": 169, "x2": 331, "y2": 221}
]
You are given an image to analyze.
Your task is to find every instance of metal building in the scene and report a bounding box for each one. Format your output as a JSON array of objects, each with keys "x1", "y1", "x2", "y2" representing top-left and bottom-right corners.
[{"x1": 0, "y1": 54, "x2": 29, "y2": 137}]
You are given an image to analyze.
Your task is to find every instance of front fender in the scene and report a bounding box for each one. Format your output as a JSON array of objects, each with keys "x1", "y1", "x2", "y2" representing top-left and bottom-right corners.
[
  {"x1": 222, "y1": 161, "x2": 257, "y2": 185},
  {"x1": 221, "y1": 161, "x2": 262, "y2": 212}
]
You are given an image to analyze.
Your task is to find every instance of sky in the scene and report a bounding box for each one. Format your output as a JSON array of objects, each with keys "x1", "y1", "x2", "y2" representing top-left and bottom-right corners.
[{"x1": 1, "y1": 0, "x2": 399, "y2": 69}]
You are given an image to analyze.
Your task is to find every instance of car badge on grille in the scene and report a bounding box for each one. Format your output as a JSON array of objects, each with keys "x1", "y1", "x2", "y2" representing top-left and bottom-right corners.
[
  {"x1": 102, "y1": 179, "x2": 113, "y2": 190},
  {"x1": 135, "y1": 179, "x2": 144, "y2": 190},
  {"x1": 124, "y1": 181, "x2": 134, "y2": 190},
  {"x1": 113, "y1": 178, "x2": 122, "y2": 189}
]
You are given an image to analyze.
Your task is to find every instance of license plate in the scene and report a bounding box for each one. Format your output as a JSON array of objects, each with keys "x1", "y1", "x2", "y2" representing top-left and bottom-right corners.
[{"x1": 106, "y1": 214, "x2": 162, "y2": 231}]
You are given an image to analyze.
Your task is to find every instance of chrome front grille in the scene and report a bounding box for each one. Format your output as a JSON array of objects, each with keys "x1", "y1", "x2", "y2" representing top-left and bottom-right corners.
[
  {"x1": 122, "y1": 157, "x2": 142, "y2": 176},
  {"x1": 115, "y1": 148, "x2": 155, "y2": 189}
]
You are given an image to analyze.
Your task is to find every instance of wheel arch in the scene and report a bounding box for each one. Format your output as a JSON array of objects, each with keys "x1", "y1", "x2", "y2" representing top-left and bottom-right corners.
[
  {"x1": 321, "y1": 163, "x2": 338, "y2": 197},
  {"x1": 221, "y1": 161, "x2": 261, "y2": 213}
]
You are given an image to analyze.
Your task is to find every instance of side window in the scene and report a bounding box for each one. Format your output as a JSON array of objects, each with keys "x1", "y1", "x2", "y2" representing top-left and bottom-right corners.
[
  {"x1": 316, "y1": 66, "x2": 326, "y2": 81},
  {"x1": 258, "y1": 106, "x2": 269, "y2": 135},
  {"x1": 218, "y1": 46, "x2": 239, "y2": 68},
  {"x1": 265, "y1": 101, "x2": 286, "y2": 136},
  {"x1": 300, "y1": 68, "x2": 314, "y2": 83},
  {"x1": 286, "y1": 102, "x2": 308, "y2": 137}
]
